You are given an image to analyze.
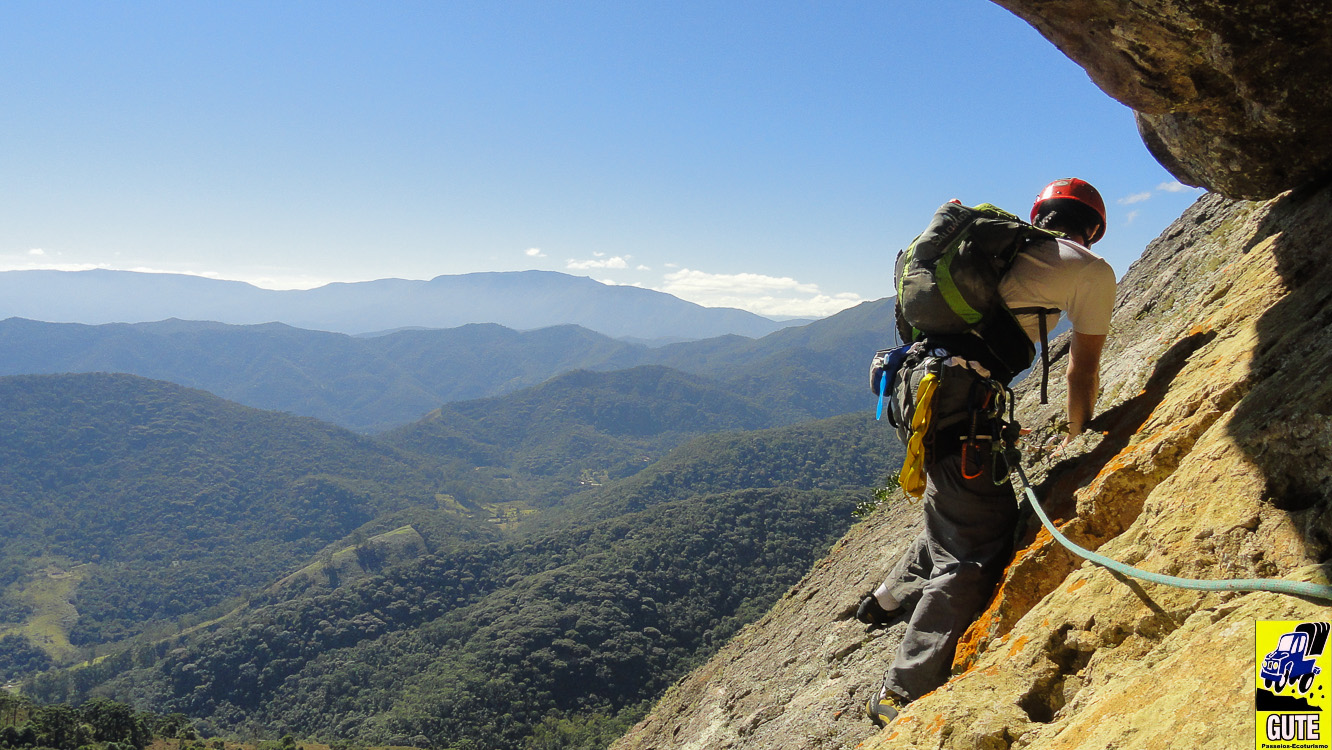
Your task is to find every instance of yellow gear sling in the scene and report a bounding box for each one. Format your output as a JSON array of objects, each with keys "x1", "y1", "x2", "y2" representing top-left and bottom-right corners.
[{"x1": 897, "y1": 372, "x2": 939, "y2": 498}]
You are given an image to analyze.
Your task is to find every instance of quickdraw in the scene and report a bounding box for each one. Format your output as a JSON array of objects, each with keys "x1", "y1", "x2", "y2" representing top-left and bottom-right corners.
[
  {"x1": 892, "y1": 349, "x2": 1024, "y2": 495},
  {"x1": 959, "y1": 386, "x2": 993, "y2": 480},
  {"x1": 959, "y1": 375, "x2": 1021, "y2": 484}
]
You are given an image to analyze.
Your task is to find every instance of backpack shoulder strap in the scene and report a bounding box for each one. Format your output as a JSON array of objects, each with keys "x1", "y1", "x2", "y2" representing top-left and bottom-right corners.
[
  {"x1": 1002, "y1": 228, "x2": 1062, "y2": 403},
  {"x1": 1007, "y1": 306, "x2": 1062, "y2": 404}
]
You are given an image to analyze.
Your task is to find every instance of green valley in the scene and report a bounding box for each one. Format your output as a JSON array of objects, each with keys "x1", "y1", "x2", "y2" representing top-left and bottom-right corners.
[{"x1": 0, "y1": 362, "x2": 901, "y2": 749}]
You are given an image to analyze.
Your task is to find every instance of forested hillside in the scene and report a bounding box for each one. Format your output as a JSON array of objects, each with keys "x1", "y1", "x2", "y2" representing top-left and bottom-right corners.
[
  {"x1": 3, "y1": 368, "x2": 900, "y2": 749},
  {"x1": 643, "y1": 296, "x2": 901, "y2": 421},
  {"x1": 0, "y1": 374, "x2": 498, "y2": 649},
  {"x1": 554, "y1": 412, "x2": 897, "y2": 523},
  {"x1": 35, "y1": 487, "x2": 864, "y2": 749},
  {"x1": 384, "y1": 366, "x2": 779, "y2": 505},
  {"x1": 0, "y1": 319, "x2": 645, "y2": 431}
]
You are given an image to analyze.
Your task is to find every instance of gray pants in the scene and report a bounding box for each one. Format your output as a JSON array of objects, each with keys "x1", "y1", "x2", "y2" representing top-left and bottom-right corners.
[{"x1": 879, "y1": 448, "x2": 1019, "y2": 700}]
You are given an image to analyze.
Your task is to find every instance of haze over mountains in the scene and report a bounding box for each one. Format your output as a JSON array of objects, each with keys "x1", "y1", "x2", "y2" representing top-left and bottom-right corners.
[
  {"x1": 0, "y1": 269, "x2": 799, "y2": 341},
  {"x1": 0, "y1": 297, "x2": 897, "y2": 431}
]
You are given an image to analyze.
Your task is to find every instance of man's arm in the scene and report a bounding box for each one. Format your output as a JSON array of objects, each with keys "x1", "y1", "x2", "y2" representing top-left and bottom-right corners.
[{"x1": 1065, "y1": 331, "x2": 1107, "y2": 440}]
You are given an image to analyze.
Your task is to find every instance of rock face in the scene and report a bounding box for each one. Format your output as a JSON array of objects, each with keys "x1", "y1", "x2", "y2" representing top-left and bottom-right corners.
[
  {"x1": 991, "y1": 0, "x2": 1332, "y2": 199},
  {"x1": 610, "y1": 184, "x2": 1332, "y2": 750}
]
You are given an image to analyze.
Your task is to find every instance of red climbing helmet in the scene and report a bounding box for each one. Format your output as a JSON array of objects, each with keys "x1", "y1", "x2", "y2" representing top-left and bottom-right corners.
[{"x1": 1030, "y1": 178, "x2": 1107, "y2": 244}]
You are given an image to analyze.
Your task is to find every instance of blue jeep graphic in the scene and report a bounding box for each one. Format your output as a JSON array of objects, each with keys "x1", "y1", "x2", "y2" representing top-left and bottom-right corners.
[{"x1": 1262, "y1": 622, "x2": 1329, "y2": 694}]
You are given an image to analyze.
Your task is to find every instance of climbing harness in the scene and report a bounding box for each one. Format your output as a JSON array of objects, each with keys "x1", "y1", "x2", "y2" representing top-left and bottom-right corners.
[
  {"x1": 878, "y1": 345, "x2": 1020, "y2": 497},
  {"x1": 1006, "y1": 448, "x2": 1332, "y2": 602}
]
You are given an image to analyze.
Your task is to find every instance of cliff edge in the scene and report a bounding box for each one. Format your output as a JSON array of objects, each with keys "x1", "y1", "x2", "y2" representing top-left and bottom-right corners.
[
  {"x1": 611, "y1": 182, "x2": 1332, "y2": 750},
  {"x1": 609, "y1": 2, "x2": 1332, "y2": 745}
]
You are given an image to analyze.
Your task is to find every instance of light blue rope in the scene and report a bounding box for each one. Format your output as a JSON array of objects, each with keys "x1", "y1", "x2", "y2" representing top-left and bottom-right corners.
[{"x1": 1012, "y1": 459, "x2": 1332, "y2": 602}]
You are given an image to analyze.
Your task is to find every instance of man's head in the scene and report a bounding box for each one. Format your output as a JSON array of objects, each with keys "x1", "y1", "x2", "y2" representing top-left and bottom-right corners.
[{"x1": 1031, "y1": 178, "x2": 1106, "y2": 246}]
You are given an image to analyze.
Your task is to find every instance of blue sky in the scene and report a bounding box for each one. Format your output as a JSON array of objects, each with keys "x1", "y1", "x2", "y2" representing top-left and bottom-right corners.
[{"x1": 0, "y1": 0, "x2": 1203, "y2": 319}]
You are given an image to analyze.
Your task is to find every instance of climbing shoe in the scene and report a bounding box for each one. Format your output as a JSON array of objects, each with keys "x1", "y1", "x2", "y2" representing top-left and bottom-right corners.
[
  {"x1": 865, "y1": 685, "x2": 907, "y2": 728},
  {"x1": 855, "y1": 594, "x2": 903, "y2": 628}
]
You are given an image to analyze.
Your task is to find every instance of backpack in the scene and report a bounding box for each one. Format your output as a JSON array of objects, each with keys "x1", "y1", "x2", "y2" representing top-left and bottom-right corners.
[{"x1": 893, "y1": 201, "x2": 1061, "y2": 401}]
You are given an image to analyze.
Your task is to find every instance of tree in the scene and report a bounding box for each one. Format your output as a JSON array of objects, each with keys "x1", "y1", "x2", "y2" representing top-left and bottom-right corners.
[{"x1": 31, "y1": 703, "x2": 80, "y2": 750}]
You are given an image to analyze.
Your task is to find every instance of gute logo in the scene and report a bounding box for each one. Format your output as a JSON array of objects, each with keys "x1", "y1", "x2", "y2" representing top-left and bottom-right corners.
[
  {"x1": 1262, "y1": 624, "x2": 1329, "y2": 696},
  {"x1": 1265, "y1": 713, "x2": 1321, "y2": 742}
]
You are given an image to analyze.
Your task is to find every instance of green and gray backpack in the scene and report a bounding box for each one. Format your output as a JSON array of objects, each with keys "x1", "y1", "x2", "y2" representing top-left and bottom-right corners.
[{"x1": 894, "y1": 201, "x2": 1061, "y2": 399}]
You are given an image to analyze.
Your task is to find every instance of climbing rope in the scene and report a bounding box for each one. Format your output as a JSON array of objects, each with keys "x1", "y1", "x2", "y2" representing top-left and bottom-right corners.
[{"x1": 1008, "y1": 450, "x2": 1332, "y2": 602}]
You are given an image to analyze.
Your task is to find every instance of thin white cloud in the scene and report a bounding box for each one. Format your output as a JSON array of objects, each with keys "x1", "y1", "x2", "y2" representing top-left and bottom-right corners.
[
  {"x1": 1156, "y1": 181, "x2": 1194, "y2": 193},
  {"x1": 525, "y1": 247, "x2": 546, "y2": 258},
  {"x1": 636, "y1": 264, "x2": 651, "y2": 271},
  {"x1": 1118, "y1": 192, "x2": 1153, "y2": 205},
  {"x1": 658, "y1": 268, "x2": 863, "y2": 318},
  {"x1": 242, "y1": 274, "x2": 336, "y2": 290},
  {"x1": 27, "y1": 248, "x2": 45, "y2": 256},
  {"x1": 567, "y1": 256, "x2": 629, "y2": 270},
  {"x1": 124, "y1": 266, "x2": 219, "y2": 278},
  {"x1": 664, "y1": 269, "x2": 820, "y2": 296},
  {"x1": 1125, "y1": 210, "x2": 1140, "y2": 224},
  {"x1": 159, "y1": 267, "x2": 334, "y2": 289}
]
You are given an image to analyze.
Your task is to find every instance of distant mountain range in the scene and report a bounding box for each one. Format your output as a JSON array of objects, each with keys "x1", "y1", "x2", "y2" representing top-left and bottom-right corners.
[
  {"x1": 0, "y1": 297, "x2": 899, "y2": 430},
  {"x1": 0, "y1": 269, "x2": 796, "y2": 340}
]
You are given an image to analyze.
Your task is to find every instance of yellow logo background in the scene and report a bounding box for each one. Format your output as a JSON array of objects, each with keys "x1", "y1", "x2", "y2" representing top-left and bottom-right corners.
[{"x1": 1257, "y1": 620, "x2": 1331, "y2": 749}]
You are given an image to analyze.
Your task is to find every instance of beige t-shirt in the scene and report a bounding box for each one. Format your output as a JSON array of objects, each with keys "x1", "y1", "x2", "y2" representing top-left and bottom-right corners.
[{"x1": 998, "y1": 236, "x2": 1117, "y2": 341}]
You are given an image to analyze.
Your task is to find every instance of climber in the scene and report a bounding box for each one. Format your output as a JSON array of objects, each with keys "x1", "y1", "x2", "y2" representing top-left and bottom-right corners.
[{"x1": 862, "y1": 178, "x2": 1118, "y2": 727}]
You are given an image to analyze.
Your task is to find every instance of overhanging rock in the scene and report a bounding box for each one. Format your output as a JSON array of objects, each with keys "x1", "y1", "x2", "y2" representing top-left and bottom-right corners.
[{"x1": 993, "y1": 0, "x2": 1332, "y2": 199}]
